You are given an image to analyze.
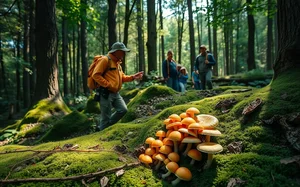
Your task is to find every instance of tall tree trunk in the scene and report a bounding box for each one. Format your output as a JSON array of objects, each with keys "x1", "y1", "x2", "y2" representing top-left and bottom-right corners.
[
  {"x1": 159, "y1": 0, "x2": 165, "y2": 70},
  {"x1": 273, "y1": 0, "x2": 300, "y2": 79},
  {"x1": 224, "y1": 24, "x2": 229, "y2": 75},
  {"x1": 235, "y1": 0, "x2": 242, "y2": 74},
  {"x1": 206, "y1": 0, "x2": 212, "y2": 52},
  {"x1": 212, "y1": 0, "x2": 218, "y2": 76},
  {"x1": 246, "y1": 0, "x2": 256, "y2": 71},
  {"x1": 122, "y1": 0, "x2": 136, "y2": 72},
  {"x1": 177, "y1": 6, "x2": 184, "y2": 65},
  {"x1": 108, "y1": 0, "x2": 117, "y2": 48},
  {"x1": 16, "y1": 32, "x2": 21, "y2": 113},
  {"x1": 146, "y1": 0, "x2": 157, "y2": 74},
  {"x1": 196, "y1": 0, "x2": 201, "y2": 48},
  {"x1": 29, "y1": 0, "x2": 36, "y2": 101},
  {"x1": 73, "y1": 27, "x2": 76, "y2": 95},
  {"x1": 34, "y1": 0, "x2": 61, "y2": 103},
  {"x1": 187, "y1": 0, "x2": 196, "y2": 74},
  {"x1": 23, "y1": 0, "x2": 31, "y2": 108},
  {"x1": 76, "y1": 24, "x2": 81, "y2": 96},
  {"x1": 137, "y1": 0, "x2": 145, "y2": 72},
  {"x1": 80, "y1": 0, "x2": 88, "y2": 95},
  {"x1": 0, "y1": 30, "x2": 7, "y2": 98},
  {"x1": 62, "y1": 14, "x2": 69, "y2": 96},
  {"x1": 266, "y1": 0, "x2": 274, "y2": 71}
]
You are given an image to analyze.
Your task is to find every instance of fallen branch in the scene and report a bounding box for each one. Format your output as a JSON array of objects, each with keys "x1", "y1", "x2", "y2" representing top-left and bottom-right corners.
[
  {"x1": 0, "y1": 162, "x2": 141, "y2": 184},
  {"x1": 0, "y1": 148, "x2": 115, "y2": 155}
]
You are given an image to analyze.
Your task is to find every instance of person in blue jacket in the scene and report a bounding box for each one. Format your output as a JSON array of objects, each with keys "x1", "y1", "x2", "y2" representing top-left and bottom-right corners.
[
  {"x1": 194, "y1": 45, "x2": 216, "y2": 90},
  {"x1": 162, "y1": 50, "x2": 179, "y2": 91},
  {"x1": 178, "y1": 67, "x2": 188, "y2": 93},
  {"x1": 192, "y1": 69, "x2": 201, "y2": 90}
]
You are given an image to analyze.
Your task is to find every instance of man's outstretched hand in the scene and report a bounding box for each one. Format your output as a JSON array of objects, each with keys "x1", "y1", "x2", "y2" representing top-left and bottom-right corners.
[{"x1": 133, "y1": 71, "x2": 144, "y2": 80}]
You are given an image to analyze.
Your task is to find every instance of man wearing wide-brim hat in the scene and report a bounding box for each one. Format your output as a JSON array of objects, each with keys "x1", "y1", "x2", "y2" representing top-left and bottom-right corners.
[
  {"x1": 194, "y1": 45, "x2": 216, "y2": 90},
  {"x1": 92, "y1": 42, "x2": 144, "y2": 131}
]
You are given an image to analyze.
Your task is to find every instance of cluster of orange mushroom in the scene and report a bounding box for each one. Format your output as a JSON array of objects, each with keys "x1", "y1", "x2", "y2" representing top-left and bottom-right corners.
[{"x1": 138, "y1": 107, "x2": 223, "y2": 185}]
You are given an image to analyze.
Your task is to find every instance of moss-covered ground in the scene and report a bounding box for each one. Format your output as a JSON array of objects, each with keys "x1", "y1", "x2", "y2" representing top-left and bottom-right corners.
[{"x1": 0, "y1": 70, "x2": 300, "y2": 186}]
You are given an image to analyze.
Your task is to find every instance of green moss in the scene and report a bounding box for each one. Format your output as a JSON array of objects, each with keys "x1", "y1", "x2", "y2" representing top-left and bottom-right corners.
[
  {"x1": 83, "y1": 95, "x2": 100, "y2": 114},
  {"x1": 18, "y1": 99, "x2": 71, "y2": 130},
  {"x1": 39, "y1": 111, "x2": 93, "y2": 142}
]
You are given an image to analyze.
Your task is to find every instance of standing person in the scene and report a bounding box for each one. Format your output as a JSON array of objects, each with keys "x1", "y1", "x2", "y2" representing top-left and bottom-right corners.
[
  {"x1": 162, "y1": 50, "x2": 179, "y2": 91},
  {"x1": 178, "y1": 67, "x2": 189, "y2": 93},
  {"x1": 192, "y1": 69, "x2": 201, "y2": 90},
  {"x1": 92, "y1": 42, "x2": 144, "y2": 131},
  {"x1": 194, "y1": 45, "x2": 216, "y2": 90}
]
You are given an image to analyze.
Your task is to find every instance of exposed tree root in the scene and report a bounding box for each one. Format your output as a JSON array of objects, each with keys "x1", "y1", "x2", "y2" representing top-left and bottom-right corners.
[{"x1": 0, "y1": 162, "x2": 140, "y2": 184}]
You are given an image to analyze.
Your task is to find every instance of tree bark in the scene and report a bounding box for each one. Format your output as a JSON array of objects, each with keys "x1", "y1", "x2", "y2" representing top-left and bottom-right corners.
[
  {"x1": 273, "y1": 0, "x2": 300, "y2": 79},
  {"x1": 187, "y1": 0, "x2": 196, "y2": 74},
  {"x1": 246, "y1": 0, "x2": 256, "y2": 71},
  {"x1": 108, "y1": 0, "x2": 117, "y2": 48},
  {"x1": 62, "y1": 13, "x2": 69, "y2": 96},
  {"x1": 33, "y1": 0, "x2": 61, "y2": 103},
  {"x1": 136, "y1": 0, "x2": 145, "y2": 72},
  {"x1": 147, "y1": 0, "x2": 157, "y2": 74},
  {"x1": 80, "y1": 0, "x2": 88, "y2": 95}
]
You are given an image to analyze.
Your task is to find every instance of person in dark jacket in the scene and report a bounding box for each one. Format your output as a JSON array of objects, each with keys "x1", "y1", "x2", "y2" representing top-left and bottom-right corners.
[
  {"x1": 194, "y1": 45, "x2": 216, "y2": 90},
  {"x1": 162, "y1": 50, "x2": 179, "y2": 91}
]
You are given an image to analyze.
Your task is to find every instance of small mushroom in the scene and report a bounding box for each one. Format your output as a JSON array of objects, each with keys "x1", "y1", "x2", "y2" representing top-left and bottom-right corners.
[
  {"x1": 171, "y1": 167, "x2": 192, "y2": 186},
  {"x1": 154, "y1": 153, "x2": 166, "y2": 170},
  {"x1": 145, "y1": 137, "x2": 155, "y2": 148},
  {"x1": 151, "y1": 139, "x2": 163, "y2": 153},
  {"x1": 181, "y1": 136, "x2": 201, "y2": 156},
  {"x1": 197, "y1": 142, "x2": 223, "y2": 169},
  {"x1": 156, "y1": 130, "x2": 166, "y2": 140},
  {"x1": 168, "y1": 152, "x2": 180, "y2": 163},
  {"x1": 196, "y1": 114, "x2": 219, "y2": 129},
  {"x1": 167, "y1": 121, "x2": 182, "y2": 131},
  {"x1": 179, "y1": 112, "x2": 188, "y2": 119},
  {"x1": 168, "y1": 131, "x2": 182, "y2": 153},
  {"x1": 145, "y1": 147, "x2": 156, "y2": 156},
  {"x1": 186, "y1": 107, "x2": 200, "y2": 120},
  {"x1": 139, "y1": 154, "x2": 152, "y2": 168},
  {"x1": 178, "y1": 128, "x2": 197, "y2": 137},
  {"x1": 169, "y1": 114, "x2": 181, "y2": 123},
  {"x1": 188, "y1": 122, "x2": 204, "y2": 137},
  {"x1": 181, "y1": 117, "x2": 196, "y2": 128},
  {"x1": 200, "y1": 129, "x2": 222, "y2": 142},
  {"x1": 187, "y1": 149, "x2": 202, "y2": 165},
  {"x1": 159, "y1": 145, "x2": 172, "y2": 155},
  {"x1": 161, "y1": 161, "x2": 179, "y2": 179}
]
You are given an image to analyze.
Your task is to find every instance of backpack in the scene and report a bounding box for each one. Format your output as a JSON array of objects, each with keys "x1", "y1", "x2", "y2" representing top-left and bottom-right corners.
[{"x1": 87, "y1": 55, "x2": 111, "y2": 91}]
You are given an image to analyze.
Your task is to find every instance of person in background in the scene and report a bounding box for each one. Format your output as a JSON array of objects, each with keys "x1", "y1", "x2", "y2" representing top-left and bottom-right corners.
[
  {"x1": 192, "y1": 69, "x2": 201, "y2": 90},
  {"x1": 194, "y1": 45, "x2": 216, "y2": 90},
  {"x1": 92, "y1": 42, "x2": 144, "y2": 131},
  {"x1": 162, "y1": 50, "x2": 179, "y2": 91},
  {"x1": 178, "y1": 67, "x2": 189, "y2": 93}
]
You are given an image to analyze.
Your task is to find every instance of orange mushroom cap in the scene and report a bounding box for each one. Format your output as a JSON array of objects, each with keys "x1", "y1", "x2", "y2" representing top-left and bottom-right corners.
[
  {"x1": 175, "y1": 167, "x2": 192, "y2": 181},
  {"x1": 169, "y1": 114, "x2": 181, "y2": 122},
  {"x1": 168, "y1": 152, "x2": 180, "y2": 162},
  {"x1": 187, "y1": 149, "x2": 202, "y2": 161},
  {"x1": 166, "y1": 161, "x2": 179, "y2": 173},
  {"x1": 159, "y1": 145, "x2": 172, "y2": 155},
  {"x1": 181, "y1": 117, "x2": 196, "y2": 127}
]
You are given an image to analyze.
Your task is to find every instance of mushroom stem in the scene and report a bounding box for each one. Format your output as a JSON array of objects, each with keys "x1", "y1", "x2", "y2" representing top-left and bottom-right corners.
[
  {"x1": 161, "y1": 171, "x2": 172, "y2": 179},
  {"x1": 205, "y1": 135, "x2": 211, "y2": 142},
  {"x1": 204, "y1": 154, "x2": 213, "y2": 169},
  {"x1": 155, "y1": 161, "x2": 162, "y2": 170},
  {"x1": 173, "y1": 141, "x2": 178, "y2": 153},
  {"x1": 190, "y1": 159, "x2": 196, "y2": 165},
  {"x1": 182, "y1": 143, "x2": 192, "y2": 156},
  {"x1": 171, "y1": 177, "x2": 182, "y2": 186}
]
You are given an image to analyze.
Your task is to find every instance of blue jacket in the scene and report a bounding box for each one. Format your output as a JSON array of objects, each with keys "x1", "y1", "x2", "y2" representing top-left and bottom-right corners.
[
  {"x1": 179, "y1": 73, "x2": 188, "y2": 84},
  {"x1": 162, "y1": 60, "x2": 178, "y2": 79},
  {"x1": 194, "y1": 53, "x2": 216, "y2": 73}
]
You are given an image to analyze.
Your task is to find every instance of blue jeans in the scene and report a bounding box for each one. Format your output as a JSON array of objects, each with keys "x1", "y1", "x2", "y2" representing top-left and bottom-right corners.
[
  {"x1": 179, "y1": 82, "x2": 186, "y2": 93},
  {"x1": 199, "y1": 70, "x2": 213, "y2": 90},
  {"x1": 99, "y1": 92, "x2": 127, "y2": 131},
  {"x1": 194, "y1": 81, "x2": 201, "y2": 90},
  {"x1": 167, "y1": 77, "x2": 179, "y2": 91}
]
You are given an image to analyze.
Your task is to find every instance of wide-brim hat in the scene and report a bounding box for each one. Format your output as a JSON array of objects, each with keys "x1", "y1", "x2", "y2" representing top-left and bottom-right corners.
[
  {"x1": 200, "y1": 45, "x2": 207, "y2": 49},
  {"x1": 108, "y1": 42, "x2": 131, "y2": 53}
]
